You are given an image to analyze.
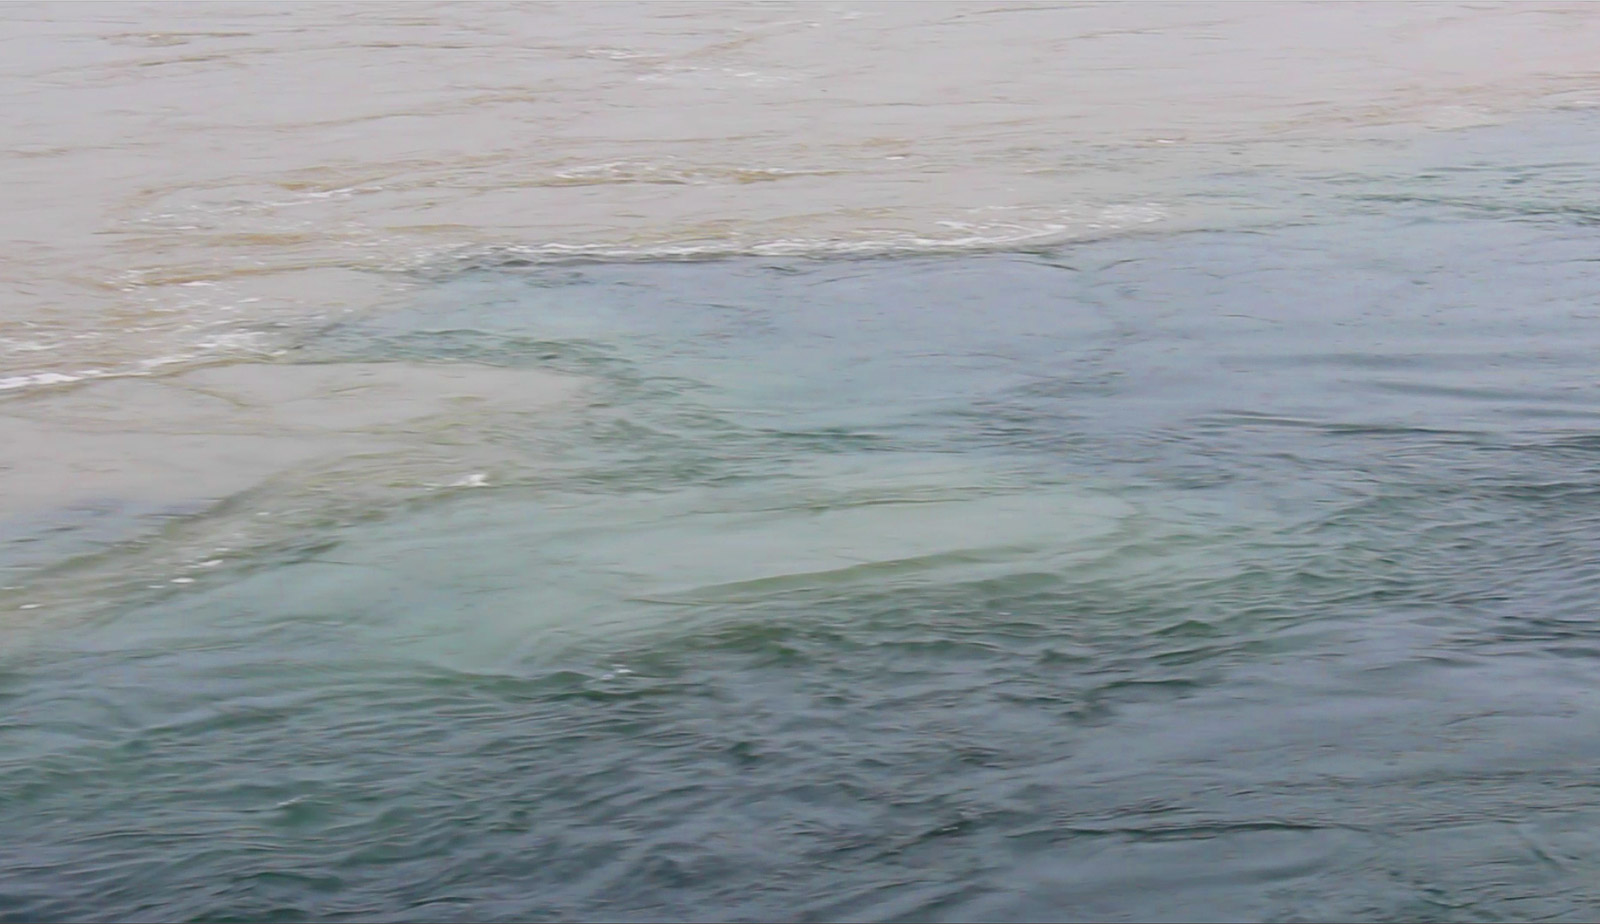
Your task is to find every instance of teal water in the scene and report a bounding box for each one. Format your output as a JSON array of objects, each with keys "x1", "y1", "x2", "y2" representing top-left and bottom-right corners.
[{"x1": 7, "y1": 111, "x2": 1600, "y2": 921}]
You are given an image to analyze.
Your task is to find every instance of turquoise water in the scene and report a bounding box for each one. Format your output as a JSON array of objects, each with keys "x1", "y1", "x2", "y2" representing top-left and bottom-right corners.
[{"x1": 7, "y1": 111, "x2": 1600, "y2": 921}]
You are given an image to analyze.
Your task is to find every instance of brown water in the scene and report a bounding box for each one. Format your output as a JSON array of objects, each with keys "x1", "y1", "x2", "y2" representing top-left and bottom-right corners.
[{"x1": 7, "y1": 2, "x2": 1600, "y2": 382}]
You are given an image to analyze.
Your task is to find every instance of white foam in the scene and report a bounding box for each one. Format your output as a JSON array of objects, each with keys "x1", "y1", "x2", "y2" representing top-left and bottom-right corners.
[
  {"x1": 0, "y1": 370, "x2": 106, "y2": 391},
  {"x1": 433, "y1": 203, "x2": 1171, "y2": 270},
  {"x1": 0, "y1": 331, "x2": 282, "y2": 395}
]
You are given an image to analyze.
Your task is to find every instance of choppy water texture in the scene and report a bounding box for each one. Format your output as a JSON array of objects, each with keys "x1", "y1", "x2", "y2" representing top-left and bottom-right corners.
[{"x1": 7, "y1": 3, "x2": 1600, "y2": 922}]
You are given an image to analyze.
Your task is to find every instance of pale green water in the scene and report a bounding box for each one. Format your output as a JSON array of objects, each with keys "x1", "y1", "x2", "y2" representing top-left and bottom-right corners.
[{"x1": 7, "y1": 109, "x2": 1600, "y2": 922}]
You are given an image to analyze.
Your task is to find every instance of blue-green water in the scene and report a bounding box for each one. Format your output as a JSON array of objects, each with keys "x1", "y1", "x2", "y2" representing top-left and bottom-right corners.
[{"x1": 7, "y1": 112, "x2": 1600, "y2": 921}]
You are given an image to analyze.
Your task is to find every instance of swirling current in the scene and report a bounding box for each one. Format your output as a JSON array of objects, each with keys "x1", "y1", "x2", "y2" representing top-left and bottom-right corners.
[{"x1": 7, "y1": 4, "x2": 1600, "y2": 922}]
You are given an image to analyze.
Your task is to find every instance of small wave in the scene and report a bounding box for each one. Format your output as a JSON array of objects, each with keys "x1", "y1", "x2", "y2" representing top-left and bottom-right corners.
[
  {"x1": 0, "y1": 369, "x2": 108, "y2": 392},
  {"x1": 418, "y1": 204, "x2": 1171, "y2": 273},
  {"x1": 0, "y1": 331, "x2": 282, "y2": 395},
  {"x1": 542, "y1": 160, "x2": 834, "y2": 187}
]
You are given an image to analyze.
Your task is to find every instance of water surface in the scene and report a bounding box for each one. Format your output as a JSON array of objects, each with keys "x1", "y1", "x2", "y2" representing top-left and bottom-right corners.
[{"x1": 6, "y1": 4, "x2": 1600, "y2": 922}]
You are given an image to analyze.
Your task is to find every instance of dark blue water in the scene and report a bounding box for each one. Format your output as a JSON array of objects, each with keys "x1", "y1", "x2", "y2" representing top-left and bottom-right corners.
[{"x1": 6, "y1": 112, "x2": 1600, "y2": 922}]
